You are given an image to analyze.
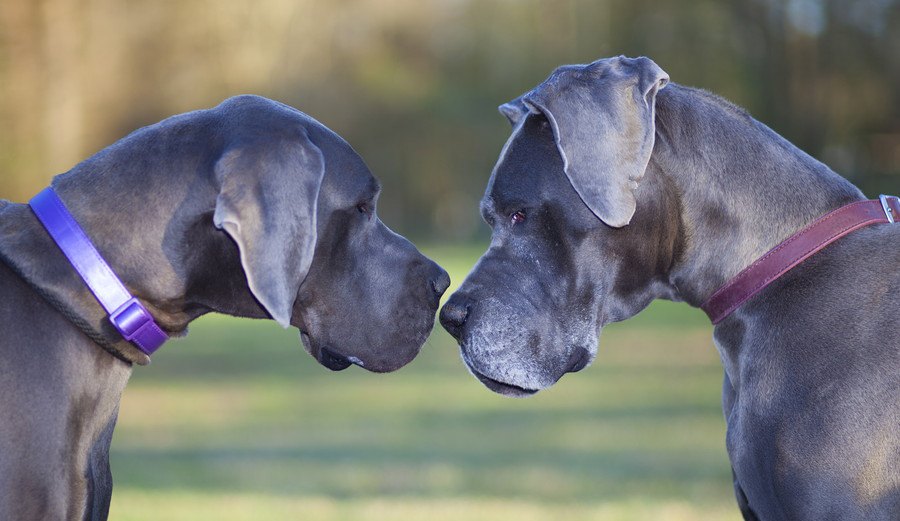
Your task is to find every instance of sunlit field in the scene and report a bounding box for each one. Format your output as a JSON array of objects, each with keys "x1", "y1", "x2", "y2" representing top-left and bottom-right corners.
[{"x1": 109, "y1": 245, "x2": 740, "y2": 521}]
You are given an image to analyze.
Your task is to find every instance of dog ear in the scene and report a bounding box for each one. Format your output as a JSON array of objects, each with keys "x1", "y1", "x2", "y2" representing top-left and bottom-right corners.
[
  {"x1": 523, "y1": 56, "x2": 668, "y2": 227},
  {"x1": 213, "y1": 130, "x2": 325, "y2": 328},
  {"x1": 498, "y1": 97, "x2": 528, "y2": 126}
]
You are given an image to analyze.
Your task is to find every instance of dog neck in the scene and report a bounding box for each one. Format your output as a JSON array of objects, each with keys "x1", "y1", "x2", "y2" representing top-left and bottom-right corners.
[
  {"x1": 650, "y1": 85, "x2": 865, "y2": 309},
  {"x1": 0, "y1": 202, "x2": 153, "y2": 364},
  {"x1": 0, "y1": 120, "x2": 271, "y2": 363}
]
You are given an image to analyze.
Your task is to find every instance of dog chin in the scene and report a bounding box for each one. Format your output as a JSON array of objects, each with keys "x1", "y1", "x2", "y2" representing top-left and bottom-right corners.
[
  {"x1": 364, "y1": 352, "x2": 419, "y2": 374},
  {"x1": 360, "y1": 322, "x2": 433, "y2": 373},
  {"x1": 298, "y1": 331, "x2": 426, "y2": 374}
]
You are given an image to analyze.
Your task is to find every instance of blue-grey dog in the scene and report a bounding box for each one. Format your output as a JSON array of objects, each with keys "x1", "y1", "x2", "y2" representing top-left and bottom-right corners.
[
  {"x1": 0, "y1": 95, "x2": 449, "y2": 520},
  {"x1": 441, "y1": 56, "x2": 898, "y2": 520}
]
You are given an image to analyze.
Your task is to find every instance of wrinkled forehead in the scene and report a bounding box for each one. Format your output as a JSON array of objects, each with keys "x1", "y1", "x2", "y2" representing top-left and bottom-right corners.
[{"x1": 482, "y1": 113, "x2": 565, "y2": 213}]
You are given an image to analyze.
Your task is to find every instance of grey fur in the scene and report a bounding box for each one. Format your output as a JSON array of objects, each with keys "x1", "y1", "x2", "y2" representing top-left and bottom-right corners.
[
  {"x1": 441, "y1": 56, "x2": 899, "y2": 520},
  {"x1": 0, "y1": 95, "x2": 449, "y2": 520}
]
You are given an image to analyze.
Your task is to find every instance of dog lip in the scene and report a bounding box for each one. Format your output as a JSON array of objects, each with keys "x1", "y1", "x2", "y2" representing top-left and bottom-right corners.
[
  {"x1": 299, "y1": 331, "x2": 352, "y2": 371},
  {"x1": 462, "y1": 357, "x2": 538, "y2": 397},
  {"x1": 565, "y1": 346, "x2": 591, "y2": 374},
  {"x1": 318, "y1": 347, "x2": 352, "y2": 371},
  {"x1": 472, "y1": 369, "x2": 538, "y2": 397}
]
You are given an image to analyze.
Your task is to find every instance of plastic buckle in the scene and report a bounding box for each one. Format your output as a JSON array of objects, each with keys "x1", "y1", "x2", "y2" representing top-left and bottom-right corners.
[{"x1": 109, "y1": 297, "x2": 153, "y2": 341}]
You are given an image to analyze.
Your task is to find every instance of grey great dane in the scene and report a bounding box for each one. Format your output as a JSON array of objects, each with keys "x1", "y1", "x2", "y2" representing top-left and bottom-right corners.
[
  {"x1": 441, "y1": 56, "x2": 899, "y2": 519},
  {"x1": 0, "y1": 95, "x2": 449, "y2": 520}
]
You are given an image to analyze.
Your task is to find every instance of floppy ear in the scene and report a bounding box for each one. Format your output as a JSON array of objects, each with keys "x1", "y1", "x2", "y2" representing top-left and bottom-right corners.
[
  {"x1": 498, "y1": 97, "x2": 529, "y2": 127},
  {"x1": 523, "y1": 56, "x2": 669, "y2": 227},
  {"x1": 213, "y1": 130, "x2": 325, "y2": 327}
]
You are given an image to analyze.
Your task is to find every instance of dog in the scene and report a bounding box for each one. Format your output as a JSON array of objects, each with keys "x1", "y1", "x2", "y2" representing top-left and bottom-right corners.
[
  {"x1": 0, "y1": 95, "x2": 449, "y2": 520},
  {"x1": 440, "y1": 56, "x2": 899, "y2": 520}
]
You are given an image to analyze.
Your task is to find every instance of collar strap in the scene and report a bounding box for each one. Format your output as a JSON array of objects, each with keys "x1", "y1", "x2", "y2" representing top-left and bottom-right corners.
[
  {"x1": 702, "y1": 195, "x2": 900, "y2": 324},
  {"x1": 29, "y1": 187, "x2": 168, "y2": 355}
]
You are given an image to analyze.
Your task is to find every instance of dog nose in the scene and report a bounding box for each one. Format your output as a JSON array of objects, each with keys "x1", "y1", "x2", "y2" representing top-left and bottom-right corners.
[
  {"x1": 430, "y1": 265, "x2": 451, "y2": 297},
  {"x1": 440, "y1": 294, "x2": 471, "y2": 339}
]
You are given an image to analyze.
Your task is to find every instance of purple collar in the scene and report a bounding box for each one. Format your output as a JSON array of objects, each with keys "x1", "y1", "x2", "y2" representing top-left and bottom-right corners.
[{"x1": 29, "y1": 187, "x2": 168, "y2": 355}]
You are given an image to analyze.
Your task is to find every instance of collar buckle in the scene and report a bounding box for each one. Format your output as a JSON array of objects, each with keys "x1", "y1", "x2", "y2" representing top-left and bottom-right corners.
[
  {"x1": 109, "y1": 297, "x2": 155, "y2": 341},
  {"x1": 879, "y1": 194, "x2": 896, "y2": 223}
]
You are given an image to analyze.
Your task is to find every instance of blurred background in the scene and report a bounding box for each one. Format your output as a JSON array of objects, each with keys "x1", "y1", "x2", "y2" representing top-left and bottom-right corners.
[{"x1": 1, "y1": 1, "x2": 898, "y2": 520}]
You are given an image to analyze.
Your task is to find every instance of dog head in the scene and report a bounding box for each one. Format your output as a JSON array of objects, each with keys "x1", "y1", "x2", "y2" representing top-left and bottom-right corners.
[
  {"x1": 441, "y1": 57, "x2": 679, "y2": 396},
  {"x1": 213, "y1": 96, "x2": 449, "y2": 373}
]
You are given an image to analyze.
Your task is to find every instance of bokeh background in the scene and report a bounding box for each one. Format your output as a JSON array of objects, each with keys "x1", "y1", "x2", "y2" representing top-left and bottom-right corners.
[{"x1": 1, "y1": 1, "x2": 898, "y2": 520}]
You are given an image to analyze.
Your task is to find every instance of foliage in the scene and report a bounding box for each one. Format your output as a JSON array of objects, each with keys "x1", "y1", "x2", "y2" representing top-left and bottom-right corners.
[{"x1": 1, "y1": 1, "x2": 898, "y2": 241}]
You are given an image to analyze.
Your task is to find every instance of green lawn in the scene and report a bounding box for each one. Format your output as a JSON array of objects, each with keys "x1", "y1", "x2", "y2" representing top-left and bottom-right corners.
[{"x1": 108, "y1": 245, "x2": 740, "y2": 521}]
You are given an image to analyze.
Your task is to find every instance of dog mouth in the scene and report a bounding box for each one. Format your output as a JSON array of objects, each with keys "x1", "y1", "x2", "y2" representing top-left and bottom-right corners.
[
  {"x1": 318, "y1": 346, "x2": 352, "y2": 371},
  {"x1": 460, "y1": 345, "x2": 592, "y2": 397},
  {"x1": 460, "y1": 353, "x2": 538, "y2": 398},
  {"x1": 299, "y1": 332, "x2": 352, "y2": 371},
  {"x1": 565, "y1": 346, "x2": 591, "y2": 374},
  {"x1": 470, "y1": 367, "x2": 538, "y2": 397}
]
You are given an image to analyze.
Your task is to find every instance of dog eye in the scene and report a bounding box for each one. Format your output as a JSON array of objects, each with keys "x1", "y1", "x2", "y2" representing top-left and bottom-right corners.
[
  {"x1": 510, "y1": 210, "x2": 526, "y2": 225},
  {"x1": 356, "y1": 202, "x2": 370, "y2": 215}
]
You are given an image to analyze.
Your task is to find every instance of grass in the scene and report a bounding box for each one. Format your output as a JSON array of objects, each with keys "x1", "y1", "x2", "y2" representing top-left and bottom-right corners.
[{"x1": 108, "y1": 245, "x2": 740, "y2": 520}]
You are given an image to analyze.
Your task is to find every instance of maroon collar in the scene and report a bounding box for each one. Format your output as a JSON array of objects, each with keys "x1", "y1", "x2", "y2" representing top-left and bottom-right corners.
[{"x1": 702, "y1": 195, "x2": 900, "y2": 324}]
